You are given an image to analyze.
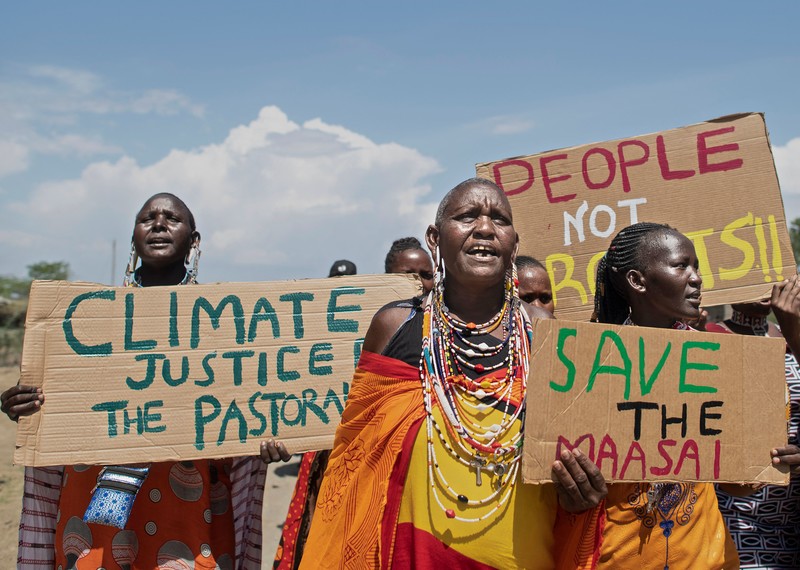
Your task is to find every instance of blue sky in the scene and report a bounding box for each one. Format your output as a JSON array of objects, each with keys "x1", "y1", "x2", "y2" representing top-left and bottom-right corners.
[{"x1": 2, "y1": 2, "x2": 799, "y2": 284}]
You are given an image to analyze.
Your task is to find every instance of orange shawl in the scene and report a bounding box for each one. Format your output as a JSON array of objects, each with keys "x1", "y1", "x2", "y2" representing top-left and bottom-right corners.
[{"x1": 300, "y1": 351, "x2": 603, "y2": 569}]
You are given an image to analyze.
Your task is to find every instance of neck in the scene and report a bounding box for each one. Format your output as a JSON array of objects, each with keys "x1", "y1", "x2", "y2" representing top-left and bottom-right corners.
[
  {"x1": 628, "y1": 307, "x2": 677, "y2": 329},
  {"x1": 136, "y1": 263, "x2": 187, "y2": 287},
  {"x1": 442, "y1": 277, "x2": 506, "y2": 324}
]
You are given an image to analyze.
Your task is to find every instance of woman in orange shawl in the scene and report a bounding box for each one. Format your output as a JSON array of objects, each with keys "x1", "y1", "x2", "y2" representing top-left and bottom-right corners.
[{"x1": 298, "y1": 178, "x2": 607, "y2": 569}]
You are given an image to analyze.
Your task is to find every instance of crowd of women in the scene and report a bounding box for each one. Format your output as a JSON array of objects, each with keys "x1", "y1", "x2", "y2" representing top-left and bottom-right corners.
[{"x1": 1, "y1": 179, "x2": 798, "y2": 569}]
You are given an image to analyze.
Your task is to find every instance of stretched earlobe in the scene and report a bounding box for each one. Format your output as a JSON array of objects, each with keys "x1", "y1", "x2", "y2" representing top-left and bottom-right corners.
[
  {"x1": 123, "y1": 238, "x2": 138, "y2": 287},
  {"x1": 626, "y1": 269, "x2": 646, "y2": 294},
  {"x1": 425, "y1": 224, "x2": 439, "y2": 258}
]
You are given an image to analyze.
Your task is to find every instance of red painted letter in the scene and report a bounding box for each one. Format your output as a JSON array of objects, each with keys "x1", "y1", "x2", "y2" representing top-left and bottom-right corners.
[
  {"x1": 582, "y1": 147, "x2": 616, "y2": 190},
  {"x1": 657, "y1": 135, "x2": 695, "y2": 180},
  {"x1": 596, "y1": 434, "x2": 619, "y2": 478},
  {"x1": 617, "y1": 139, "x2": 650, "y2": 193},
  {"x1": 697, "y1": 127, "x2": 744, "y2": 174},
  {"x1": 650, "y1": 439, "x2": 677, "y2": 476},
  {"x1": 556, "y1": 434, "x2": 596, "y2": 462},
  {"x1": 675, "y1": 439, "x2": 701, "y2": 479},
  {"x1": 540, "y1": 153, "x2": 575, "y2": 203},
  {"x1": 620, "y1": 441, "x2": 647, "y2": 479},
  {"x1": 492, "y1": 159, "x2": 534, "y2": 197}
]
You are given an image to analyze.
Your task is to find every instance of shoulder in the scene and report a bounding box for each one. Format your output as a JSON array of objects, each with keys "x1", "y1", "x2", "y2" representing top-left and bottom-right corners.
[
  {"x1": 362, "y1": 299, "x2": 420, "y2": 354},
  {"x1": 703, "y1": 322, "x2": 732, "y2": 334}
]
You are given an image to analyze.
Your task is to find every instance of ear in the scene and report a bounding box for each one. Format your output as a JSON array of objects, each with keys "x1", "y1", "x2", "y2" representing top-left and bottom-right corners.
[
  {"x1": 425, "y1": 224, "x2": 439, "y2": 260},
  {"x1": 625, "y1": 268, "x2": 646, "y2": 295},
  {"x1": 511, "y1": 232, "x2": 520, "y2": 264},
  {"x1": 191, "y1": 231, "x2": 201, "y2": 248}
]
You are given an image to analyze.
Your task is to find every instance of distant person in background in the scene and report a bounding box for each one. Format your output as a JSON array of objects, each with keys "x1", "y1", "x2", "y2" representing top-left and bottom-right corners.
[
  {"x1": 328, "y1": 259, "x2": 357, "y2": 277},
  {"x1": 516, "y1": 255, "x2": 555, "y2": 315},
  {"x1": 1, "y1": 193, "x2": 272, "y2": 569},
  {"x1": 706, "y1": 291, "x2": 800, "y2": 569},
  {"x1": 384, "y1": 236, "x2": 434, "y2": 296}
]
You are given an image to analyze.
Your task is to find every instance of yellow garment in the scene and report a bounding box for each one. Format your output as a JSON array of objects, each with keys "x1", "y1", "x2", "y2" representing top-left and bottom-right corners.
[
  {"x1": 300, "y1": 351, "x2": 599, "y2": 570},
  {"x1": 598, "y1": 483, "x2": 739, "y2": 569},
  {"x1": 398, "y1": 402, "x2": 557, "y2": 569}
]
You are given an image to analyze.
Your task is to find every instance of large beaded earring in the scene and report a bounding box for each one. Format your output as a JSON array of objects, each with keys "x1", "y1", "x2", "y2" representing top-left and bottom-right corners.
[
  {"x1": 508, "y1": 259, "x2": 519, "y2": 302},
  {"x1": 432, "y1": 247, "x2": 445, "y2": 307},
  {"x1": 185, "y1": 239, "x2": 201, "y2": 284},
  {"x1": 123, "y1": 239, "x2": 138, "y2": 287}
]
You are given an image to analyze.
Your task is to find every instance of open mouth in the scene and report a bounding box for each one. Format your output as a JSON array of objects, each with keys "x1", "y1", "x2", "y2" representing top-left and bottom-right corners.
[
  {"x1": 147, "y1": 237, "x2": 172, "y2": 248},
  {"x1": 467, "y1": 244, "x2": 497, "y2": 259}
]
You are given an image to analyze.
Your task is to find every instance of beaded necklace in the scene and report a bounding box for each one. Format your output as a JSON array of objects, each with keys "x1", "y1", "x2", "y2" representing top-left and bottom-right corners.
[{"x1": 420, "y1": 269, "x2": 532, "y2": 523}]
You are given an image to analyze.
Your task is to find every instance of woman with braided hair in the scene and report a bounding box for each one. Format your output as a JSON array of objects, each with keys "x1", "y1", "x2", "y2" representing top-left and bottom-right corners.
[{"x1": 584, "y1": 221, "x2": 740, "y2": 568}]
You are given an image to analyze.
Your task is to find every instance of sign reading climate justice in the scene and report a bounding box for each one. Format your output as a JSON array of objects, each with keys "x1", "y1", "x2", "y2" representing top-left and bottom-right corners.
[
  {"x1": 15, "y1": 276, "x2": 419, "y2": 467},
  {"x1": 522, "y1": 319, "x2": 788, "y2": 484},
  {"x1": 477, "y1": 113, "x2": 795, "y2": 321}
]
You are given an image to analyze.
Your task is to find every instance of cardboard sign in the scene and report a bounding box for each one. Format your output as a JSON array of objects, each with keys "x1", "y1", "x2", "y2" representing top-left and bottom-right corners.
[
  {"x1": 476, "y1": 113, "x2": 794, "y2": 321},
  {"x1": 522, "y1": 319, "x2": 789, "y2": 484},
  {"x1": 15, "y1": 275, "x2": 419, "y2": 467}
]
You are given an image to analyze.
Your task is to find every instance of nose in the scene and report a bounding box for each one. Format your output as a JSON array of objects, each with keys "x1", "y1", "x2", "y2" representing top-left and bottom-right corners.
[
  {"x1": 473, "y1": 214, "x2": 495, "y2": 238},
  {"x1": 152, "y1": 212, "x2": 167, "y2": 231},
  {"x1": 689, "y1": 266, "x2": 702, "y2": 287}
]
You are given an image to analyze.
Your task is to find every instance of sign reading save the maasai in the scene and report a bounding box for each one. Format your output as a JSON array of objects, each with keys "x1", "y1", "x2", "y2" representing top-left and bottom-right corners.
[
  {"x1": 476, "y1": 113, "x2": 794, "y2": 321},
  {"x1": 522, "y1": 319, "x2": 789, "y2": 484},
  {"x1": 15, "y1": 275, "x2": 419, "y2": 467}
]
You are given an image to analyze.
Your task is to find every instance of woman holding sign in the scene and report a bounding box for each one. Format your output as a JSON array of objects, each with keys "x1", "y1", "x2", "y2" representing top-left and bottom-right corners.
[
  {"x1": 296, "y1": 178, "x2": 606, "y2": 569},
  {"x1": 587, "y1": 221, "x2": 739, "y2": 569},
  {"x1": 2, "y1": 193, "x2": 280, "y2": 569}
]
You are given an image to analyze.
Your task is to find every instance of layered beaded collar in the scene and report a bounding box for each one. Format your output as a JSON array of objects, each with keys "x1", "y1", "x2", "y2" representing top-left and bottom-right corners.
[{"x1": 622, "y1": 315, "x2": 690, "y2": 331}]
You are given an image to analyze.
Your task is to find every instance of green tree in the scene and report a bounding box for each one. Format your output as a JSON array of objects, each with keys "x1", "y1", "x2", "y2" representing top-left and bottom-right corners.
[
  {"x1": 790, "y1": 218, "x2": 800, "y2": 265},
  {"x1": 27, "y1": 261, "x2": 70, "y2": 281},
  {"x1": 0, "y1": 276, "x2": 30, "y2": 299}
]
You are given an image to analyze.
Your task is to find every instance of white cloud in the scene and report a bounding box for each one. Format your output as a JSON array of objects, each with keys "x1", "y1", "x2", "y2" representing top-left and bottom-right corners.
[
  {"x1": 0, "y1": 65, "x2": 204, "y2": 178},
  {"x1": 4, "y1": 65, "x2": 205, "y2": 118},
  {"x1": 28, "y1": 65, "x2": 102, "y2": 95},
  {"x1": 0, "y1": 140, "x2": 30, "y2": 177},
  {"x1": 774, "y1": 137, "x2": 800, "y2": 196},
  {"x1": 1, "y1": 105, "x2": 441, "y2": 283},
  {"x1": 31, "y1": 134, "x2": 122, "y2": 157},
  {"x1": 774, "y1": 137, "x2": 800, "y2": 223},
  {"x1": 464, "y1": 114, "x2": 536, "y2": 136}
]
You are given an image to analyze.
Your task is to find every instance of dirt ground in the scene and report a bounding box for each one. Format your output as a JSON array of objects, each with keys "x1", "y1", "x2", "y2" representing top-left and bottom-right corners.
[{"x1": 0, "y1": 366, "x2": 299, "y2": 567}]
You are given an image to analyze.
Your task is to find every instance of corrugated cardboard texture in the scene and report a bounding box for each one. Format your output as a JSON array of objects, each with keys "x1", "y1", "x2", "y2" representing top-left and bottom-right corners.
[
  {"x1": 16, "y1": 275, "x2": 420, "y2": 466},
  {"x1": 522, "y1": 319, "x2": 789, "y2": 484},
  {"x1": 477, "y1": 113, "x2": 794, "y2": 321}
]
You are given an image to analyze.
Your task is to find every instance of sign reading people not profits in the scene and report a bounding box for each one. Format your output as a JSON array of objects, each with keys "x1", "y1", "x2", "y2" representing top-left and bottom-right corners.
[{"x1": 477, "y1": 113, "x2": 794, "y2": 321}]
